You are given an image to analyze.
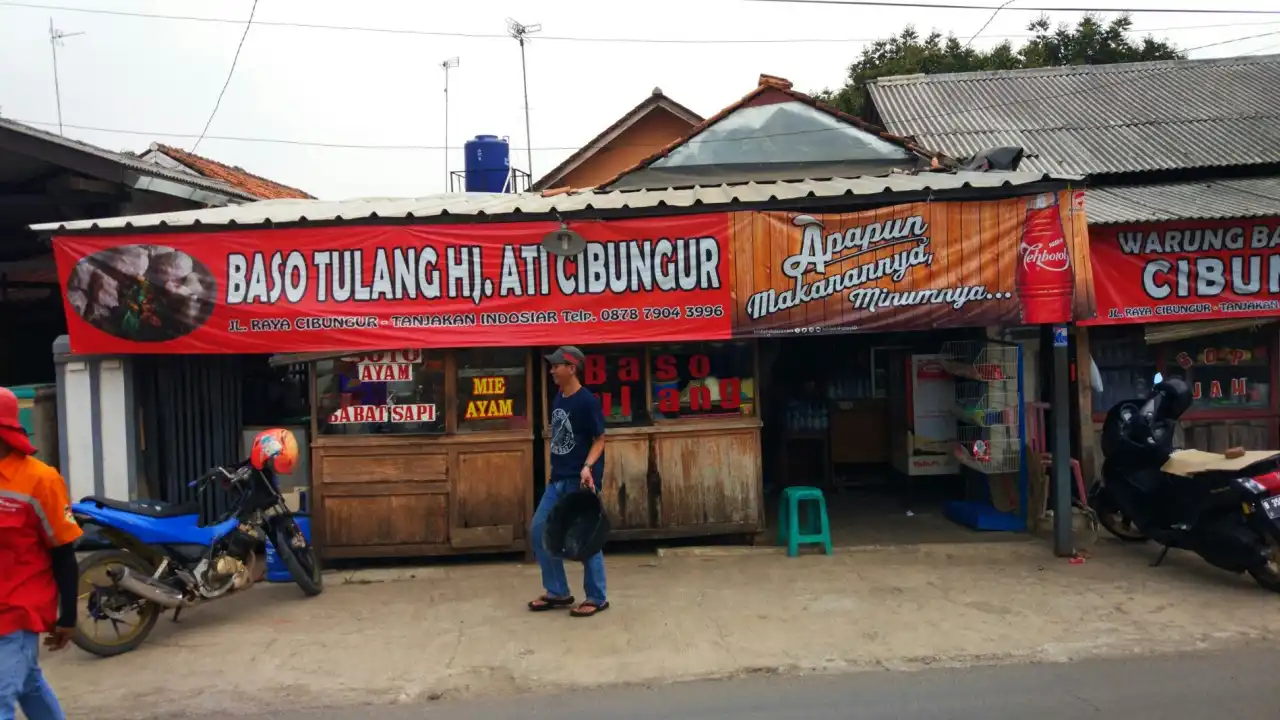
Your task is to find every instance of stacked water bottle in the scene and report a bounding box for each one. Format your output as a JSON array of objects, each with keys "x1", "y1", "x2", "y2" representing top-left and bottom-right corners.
[{"x1": 785, "y1": 399, "x2": 828, "y2": 433}]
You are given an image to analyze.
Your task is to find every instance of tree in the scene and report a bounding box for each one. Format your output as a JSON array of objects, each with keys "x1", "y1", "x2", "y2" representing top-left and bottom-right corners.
[{"x1": 816, "y1": 14, "x2": 1184, "y2": 116}]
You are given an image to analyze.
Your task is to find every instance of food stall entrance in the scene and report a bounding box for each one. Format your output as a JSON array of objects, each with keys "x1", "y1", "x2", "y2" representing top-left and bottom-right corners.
[
  {"x1": 732, "y1": 190, "x2": 1096, "y2": 547},
  {"x1": 761, "y1": 330, "x2": 1037, "y2": 546},
  {"x1": 42, "y1": 174, "x2": 1095, "y2": 558}
]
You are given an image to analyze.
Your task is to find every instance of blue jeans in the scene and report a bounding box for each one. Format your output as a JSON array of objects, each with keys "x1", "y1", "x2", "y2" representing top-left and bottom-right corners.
[
  {"x1": 531, "y1": 478, "x2": 607, "y2": 605},
  {"x1": 0, "y1": 631, "x2": 65, "y2": 720}
]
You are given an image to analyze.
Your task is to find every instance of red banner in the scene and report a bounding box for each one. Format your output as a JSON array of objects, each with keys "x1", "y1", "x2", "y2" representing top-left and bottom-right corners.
[
  {"x1": 1083, "y1": 217, "x2": 1280, "y2": 325},
  {"x1": 53, "y1": 215, "x2": 733, "y2": 354}
]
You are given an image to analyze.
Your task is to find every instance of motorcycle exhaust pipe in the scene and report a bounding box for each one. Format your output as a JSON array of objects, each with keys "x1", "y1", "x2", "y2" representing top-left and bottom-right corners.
[{"x1": 106, "y1": 566, "x2": 187, "y2": 609}]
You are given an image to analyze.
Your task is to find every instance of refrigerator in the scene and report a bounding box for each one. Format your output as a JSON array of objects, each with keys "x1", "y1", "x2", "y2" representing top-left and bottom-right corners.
[{"x1": 889, "y1": 353, "x2": 958, "y2": 476}]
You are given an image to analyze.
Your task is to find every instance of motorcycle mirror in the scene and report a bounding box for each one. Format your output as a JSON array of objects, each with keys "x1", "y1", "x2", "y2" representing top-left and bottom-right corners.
[{"x1": 1153, "y1": 372, "x2": 1164, "y2": 386}]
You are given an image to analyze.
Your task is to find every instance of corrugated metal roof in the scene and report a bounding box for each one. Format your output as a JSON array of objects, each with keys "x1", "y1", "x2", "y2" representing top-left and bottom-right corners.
[
  {"x1": 30, "y1": 170, "x2": 1078, "y2": 232},
  {"x1": 867, "y1": 55, "x2": 1280, "y2": 175},
  {"x1": 0, "y1": 118, "x2": 261, "y2": 202},
  {"x1": 1087, "y1": 176, "x2": 1280, "y2": 225}
]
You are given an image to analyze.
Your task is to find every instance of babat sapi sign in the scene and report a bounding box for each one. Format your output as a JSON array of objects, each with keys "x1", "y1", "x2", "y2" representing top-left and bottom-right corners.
[{"x1": 327, "y1": 350, "x2": 438, "y2": 425}]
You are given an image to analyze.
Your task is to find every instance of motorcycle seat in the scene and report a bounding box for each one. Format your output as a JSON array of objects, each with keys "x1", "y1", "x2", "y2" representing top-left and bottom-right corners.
[
  {"x1": 80, "y1": 496, "x2": 201, "y2": 519},
  {"x1": 1162, "y1": 449, "x2": 1280, "y2": 478}
]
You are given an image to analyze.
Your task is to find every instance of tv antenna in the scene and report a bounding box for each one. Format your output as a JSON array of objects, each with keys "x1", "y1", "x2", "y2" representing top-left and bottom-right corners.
[
  {"x1": 48, "y1": 18, "x2": 85, "y2": 136},
  {"x1": 441, "y1": 56, "x2": 460, "y2": 190},
  {"x1": 506, "y1": 18, "x2": 541, "y2": 179}
]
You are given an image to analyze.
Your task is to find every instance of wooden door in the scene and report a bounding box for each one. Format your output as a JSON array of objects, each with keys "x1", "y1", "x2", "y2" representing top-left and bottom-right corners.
[{"x1": 450, "y1": 440, "x2": 531, "y2": 550}]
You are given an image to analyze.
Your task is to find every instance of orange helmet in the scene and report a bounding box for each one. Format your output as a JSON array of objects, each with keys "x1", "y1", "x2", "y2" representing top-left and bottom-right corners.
[{"x1": 250, "y1": 428, "x2": 299, "y2": 475}]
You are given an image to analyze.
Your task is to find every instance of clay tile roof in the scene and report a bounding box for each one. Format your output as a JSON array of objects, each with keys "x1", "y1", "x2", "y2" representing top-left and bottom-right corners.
[
  {"x1": 594, "y1": 73, "x2": 948, "y2": 191},
  {"x1": 757, "y1": 73, "x2": 793, "y2": 90},
  {"x1": 153, "y1": 144, "x2": 314, "y2": 200}
]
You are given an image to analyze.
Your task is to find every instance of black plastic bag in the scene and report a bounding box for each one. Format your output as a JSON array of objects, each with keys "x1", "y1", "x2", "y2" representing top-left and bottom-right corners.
[{"x1": 543, "y1": 489, "x2": 611, "y2": 561}]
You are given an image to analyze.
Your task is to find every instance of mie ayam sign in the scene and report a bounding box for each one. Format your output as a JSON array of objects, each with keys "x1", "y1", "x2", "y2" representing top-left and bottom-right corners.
[{"x1": 465, "y1": 375, "x2": 515, "y2": 420}]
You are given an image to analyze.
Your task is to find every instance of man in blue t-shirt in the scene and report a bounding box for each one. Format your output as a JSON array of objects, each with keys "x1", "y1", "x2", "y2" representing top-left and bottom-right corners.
[{"x1": 528, "y1": 346, "x2": 609, "y2": 618}]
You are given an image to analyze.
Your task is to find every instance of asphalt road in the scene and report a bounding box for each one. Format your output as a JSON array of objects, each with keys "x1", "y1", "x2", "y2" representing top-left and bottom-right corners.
[{"x1": 185, "y1": 647, "x2": 1278, "y2": 719}]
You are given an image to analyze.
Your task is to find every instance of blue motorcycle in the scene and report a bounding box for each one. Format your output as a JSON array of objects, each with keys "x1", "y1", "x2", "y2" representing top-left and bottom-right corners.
[{"x1": 71, "y1": 457, "x2": 322, "y2": 657}]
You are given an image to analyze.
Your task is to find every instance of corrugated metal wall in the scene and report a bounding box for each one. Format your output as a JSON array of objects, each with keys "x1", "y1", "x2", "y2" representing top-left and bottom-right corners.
[{"x1": 135, "y1": 355, "x2": 242, "y2": 518}]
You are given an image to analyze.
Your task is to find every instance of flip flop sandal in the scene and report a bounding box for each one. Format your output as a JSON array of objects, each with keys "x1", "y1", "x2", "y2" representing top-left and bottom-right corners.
[
  {"x1": 570, "y1": 601, "x2": 610, "y2": 618},
  {"x1": 528, "y1": 595, "x2": 575, "y2": 612}
]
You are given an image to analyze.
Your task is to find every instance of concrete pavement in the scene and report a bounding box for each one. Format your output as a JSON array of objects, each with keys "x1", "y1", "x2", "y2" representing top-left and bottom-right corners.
[
  {"x1": 43, "y1": 539, "x2": 1280, "y2": 720},
  {"x1": 180, "y1": 645, "x2": 1280, "y2": 719}
]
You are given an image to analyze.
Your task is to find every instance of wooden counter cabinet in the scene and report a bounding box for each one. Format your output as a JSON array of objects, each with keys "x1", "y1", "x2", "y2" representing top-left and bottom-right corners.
[
  {"x1": 310, "y1": 349, "x2": 536, "y2": 559},
  {"x1": 542, "y1": 341, "x2": 765, "y2": 541}
]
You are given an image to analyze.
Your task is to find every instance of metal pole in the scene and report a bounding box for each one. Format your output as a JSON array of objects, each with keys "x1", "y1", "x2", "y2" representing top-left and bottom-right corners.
[
  {"x1": 443, "y1": 67, "x2": 449, "y2": 191},
  {"x1": 519, "y1": 36, "x2": 533, "y2": 179},
  {"x1": 1052, "y1": 327, "x2": 1074, "y2": 556},
  {"x1": 50, "y1": 18, "x2": 64, "y2": 136},
  {"x1": 48, "y1": 20, "x2": 83, "y2": 137}
]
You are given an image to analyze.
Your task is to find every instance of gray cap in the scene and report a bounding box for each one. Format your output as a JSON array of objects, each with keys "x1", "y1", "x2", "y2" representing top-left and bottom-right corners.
[{"x1": 544, "y1": 346, "x2": 586, "y2": 369}]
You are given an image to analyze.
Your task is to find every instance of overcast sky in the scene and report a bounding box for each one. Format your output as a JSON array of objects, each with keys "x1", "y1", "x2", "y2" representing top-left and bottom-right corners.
[{"x1": 2, "y1": 0, "x2": 1277, "y2": 200}]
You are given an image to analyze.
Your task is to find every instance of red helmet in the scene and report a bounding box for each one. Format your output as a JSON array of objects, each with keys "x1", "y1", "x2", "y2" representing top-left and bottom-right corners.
[{"x1": 250, "y1": 428, "x2": 299, "y2": 475}]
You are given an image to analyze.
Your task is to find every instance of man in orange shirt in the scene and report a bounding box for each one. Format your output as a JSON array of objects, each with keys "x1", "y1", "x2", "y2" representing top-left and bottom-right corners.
[{"x1": 0, "y1": 387, "x2": 82, "y2": 720}]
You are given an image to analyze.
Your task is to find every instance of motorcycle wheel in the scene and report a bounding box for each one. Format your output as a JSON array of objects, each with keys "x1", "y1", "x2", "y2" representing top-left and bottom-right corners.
[
  {"x1": 1092, "y1": 487, "x2": 1148, "y2": 543},
  {"x1": 1248, "y1": 537, "x2": 1280, "y2": 593},
  {"x1": 73, "y1": 550, "x2": 162, "y2": 657},
  {"x1": 272, "y1": 519, "x2": 324, "y2": 596}
]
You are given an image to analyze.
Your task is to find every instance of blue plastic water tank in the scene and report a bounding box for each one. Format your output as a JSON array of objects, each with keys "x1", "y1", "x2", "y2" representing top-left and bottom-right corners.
[
  {"x1": 265, "y1": 514, "x2": 312, "y2": 583},
  {"x1": 464, "y1": 135, "x2": 511, "y2": 193}
]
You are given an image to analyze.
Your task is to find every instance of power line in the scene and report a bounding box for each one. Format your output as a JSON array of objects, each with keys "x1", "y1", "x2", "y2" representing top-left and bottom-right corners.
[
  {"x1": 10, "y1": 31, "x2": 1279, "y2": 155},
  {"x1": 13, "y1": 118, "x2": 583, "y2": 150},
  {"x1": 191, "y1": 0, "x2": 257, "y2": 153},
  {"x1": 1182, "y1": 28, "x2": 1280, "y2": 52},
  {"x1": 13, "y1": 56, "x2": 1263, "y2": 154},
  {"x1": 1, "y1": 2, "x2": 1277, "y2": 43},
  {"x1": 965, "y1": 0, "x2": 1016, "y2": 48},
  {"x1": 745, "y1": 0, "x2": 1280, "y2": 14}
]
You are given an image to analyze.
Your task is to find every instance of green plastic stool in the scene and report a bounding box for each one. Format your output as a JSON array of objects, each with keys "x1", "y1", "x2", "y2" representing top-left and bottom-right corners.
[{"x1": 777, "y1": 486, "x2": 833, "y2": 557}]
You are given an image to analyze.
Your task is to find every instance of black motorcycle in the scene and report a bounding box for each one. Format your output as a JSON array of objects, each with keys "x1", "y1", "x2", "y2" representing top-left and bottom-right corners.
[{"x1": 1089, "y1": 375, "x2": 1280, "y2": 592}]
